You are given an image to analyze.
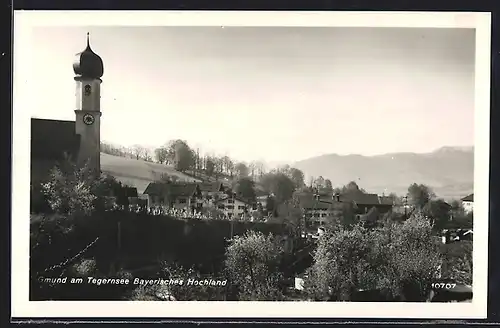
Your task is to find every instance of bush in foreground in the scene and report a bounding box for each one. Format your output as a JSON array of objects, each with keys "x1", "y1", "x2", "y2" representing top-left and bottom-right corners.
[
  {"x1": 304, "y1": 212, "x2": 442, "y2": 301},
  {"x1": 225, "y1": 231, "x2": 285, "y2": 300}
]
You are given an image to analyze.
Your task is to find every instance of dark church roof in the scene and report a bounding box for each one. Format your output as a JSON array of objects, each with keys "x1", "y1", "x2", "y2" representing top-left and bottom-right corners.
[
  {"x1": 73, "y1": 33, "x2": 104, "y2": 79},
  {"x1": 31, "y1": 118, "x2": 80, "y2": 161}
]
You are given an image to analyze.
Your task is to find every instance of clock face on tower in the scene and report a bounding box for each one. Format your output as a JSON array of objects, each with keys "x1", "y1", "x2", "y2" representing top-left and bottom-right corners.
[
  {"x1": 83, "y1": 113, "x2": 95, "y2": 125},
  {"x1": 84, "y1": 84, "x2": 92, "y2": 96}
]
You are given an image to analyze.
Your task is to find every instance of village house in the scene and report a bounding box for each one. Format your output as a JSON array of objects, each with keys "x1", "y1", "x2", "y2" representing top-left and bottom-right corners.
[
  {"x1": 461, "y1": 193, "x2": 474, "y2": 213},
  {"x1": 345, "y1": 193, "x2": 394, "y2": 216},
  {"x1": 215, "y1": 195, "x2": 252, "y2": 219},
  {"x1": 297, "y1": 191, "x2": 395, "y2": 229},
  {"x1": 143, "y1": 182, "x2": 203, "y2": 211},
  {"x1": 197, "y1": 181, "x2": 227, "y2": 205},
  {"x1": 298, "y1": 193, "x2": 345, "y2": 228}
]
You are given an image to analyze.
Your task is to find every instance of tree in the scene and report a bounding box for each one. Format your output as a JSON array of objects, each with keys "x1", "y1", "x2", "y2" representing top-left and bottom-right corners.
[
  {"x1": 233, "y1": 177, "x2": 256, "y2": 202},
  {"x1": 213, "y1": 156, "x2": 224, "y2": 179},
  {"x1": 235, "y1": 162, "x2": 249, "y2": 178},
  {"x1": 41, "y1": 159, "x2": 98, "y2": 217},
  {"x1": 423, "y1": 199, "x2": 452, "y2": 231},
  {"x1": 407, "y1": 183, "x2": 435, "y2": 209},
  {"x1": 289, "y1": 168, "x2": 305, "y2": 189},
  {"x1": 439, "y1": 241, "x2": 472, "y2": 285},
  {"x1": 313, "y1": 176, "x2": 325, "y2": 189},
  {"x1": 276, "y1": 164, "x2": 291, "y2": 176},
  {"x1": 285, "y1": 192, "x2": 306, "y2": 237},
  {"x1": 343, "y1": 181, "x2": 363, "y2": 194},
  {"x1": 221, "y1": 156, "x2": 234, "y2": 176},
  {"x1": 225, "y1": 231, "x2": 284, "y2": 300},
  {"x1": 248, "y1": 162, "x2": 257, "y2": 181},
  {"x1": 154, "y1": 147, "x2": 169, "y2": 164},
  {"x1": 304, "y1": 213, "x2": 441, "y2": 301},
  {"x1": 131, "y1": 144, "x2": 146, "y2": 160},
  {"x1": 259, "y1": 172, "x2": 296, "y2": 205},
  {"x1": 206, "y1": 158, "x2": 215, "y2": 177},
  {"x1": 265, "y1": 196, "x2": 277, "y2": 217},
  {"x1": 253, "y1": 161, "x2": 265, "y2": 178},
  {"x1": 324, "y1": 179, "x2": 333, "y2": 192},
  {"x1": 164, "y1": 140, "x2": 195, "y2": 172},
  {"x1": 143, "y1": 148, "x2": 153, "y2": 162},
  {"x1": 304, "y1": 225, "x2": 373, "y2": 301}
]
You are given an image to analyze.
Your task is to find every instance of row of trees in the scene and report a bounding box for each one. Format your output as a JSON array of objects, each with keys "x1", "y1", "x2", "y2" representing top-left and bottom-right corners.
[
  {"x1": 102, "y1": 139, "x2": 269, "y2": 180},
  {"x1": 100, "y1": 142, "x2": 154, "y2": 162},
  {"x1": 103, "y1": 140, "x2": 312, "y2": 187},
  {"x1": 224, "y1": 212, "x2": 472, "y2": 301}
]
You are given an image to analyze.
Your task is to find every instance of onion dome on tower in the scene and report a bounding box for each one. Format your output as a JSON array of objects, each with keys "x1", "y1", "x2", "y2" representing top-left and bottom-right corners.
[{"x1": 73, "y1": 33, "x2": 104, "y2": 79}]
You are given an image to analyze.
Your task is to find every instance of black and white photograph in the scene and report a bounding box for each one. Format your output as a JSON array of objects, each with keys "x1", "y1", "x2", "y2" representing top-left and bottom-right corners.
[{"x1": 12, "y1": 11, "x2": 490, "y2": 318}]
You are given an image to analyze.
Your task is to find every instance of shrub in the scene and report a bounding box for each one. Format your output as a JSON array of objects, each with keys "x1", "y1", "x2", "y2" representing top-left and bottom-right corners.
[
  {"x1": 225, "y1": 231, "x2": 284, "y2": 300},
  {"x1": 440, "y1": 240, "x2": 473, "y2": 285},
  {"x1": 387, "y1": 213, "x2": 442, "y2": 300},
  {"x1": 303, "y1": 225, "x2": 375, "y2": 301},
  {"x1": 304, "y1": 212, "x2": 442, "y2": 301},
  {"x1": 41, "y1": 161, "x2": 97, "y2": 216}
]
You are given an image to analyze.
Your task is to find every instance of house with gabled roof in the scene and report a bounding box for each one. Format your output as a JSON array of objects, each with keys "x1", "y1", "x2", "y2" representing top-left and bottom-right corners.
[
  {"x1": 334, "y1": 191, "x2": 393, "y2": 215},
  {"x1": 461, "y1": 193, "x2": 474, "y2": 213},
  {"x1": 143, "y1": 182, "x2": 202, "y2": 210},
  {"x1": 297, "y1": 192, "x2": 347, "y2": 228},
  {"x1": 214, "y1": 194, "x2": 253, "y2": 219}
]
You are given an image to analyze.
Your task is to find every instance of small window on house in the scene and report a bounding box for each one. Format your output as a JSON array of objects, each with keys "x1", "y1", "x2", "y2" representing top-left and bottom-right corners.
[
  {"x1": 321, "y1": 213, "x2": 327, "y2": 217},
  {"x1": 227, "y1": 205, "x2": 234, "y2": 209},
  {"x1": 218, "y1": 205, "x2": 225, "y2": 209},
  {"x1": 227, "y1": 199, "x2": 234, "y2": 204},
  {"x1": 238, "y1": 205, "x2": 246, "y2": 210},
  {"x1": 179, "y1": 199, "x2": 187, "y2": 204},
  {"x1": 314, "y1": 213, "x2": 320, "y2": 218}
]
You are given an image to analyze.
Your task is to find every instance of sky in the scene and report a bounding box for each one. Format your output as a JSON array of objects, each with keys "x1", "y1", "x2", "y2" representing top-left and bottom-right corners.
[{"x1": 29, "y1": 26, "x2": 475, "y2": 163}]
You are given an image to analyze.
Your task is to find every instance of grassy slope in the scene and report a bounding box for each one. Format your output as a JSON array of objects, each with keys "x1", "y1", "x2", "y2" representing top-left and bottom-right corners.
[{"x1": 100, "y1": 153, "x2": 202, "y2": 194}]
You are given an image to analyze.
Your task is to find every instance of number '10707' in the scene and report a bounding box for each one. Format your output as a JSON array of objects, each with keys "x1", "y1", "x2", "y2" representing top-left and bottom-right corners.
[{"x1": 431, "y1": 283, "x2": 457, "y2": 289}]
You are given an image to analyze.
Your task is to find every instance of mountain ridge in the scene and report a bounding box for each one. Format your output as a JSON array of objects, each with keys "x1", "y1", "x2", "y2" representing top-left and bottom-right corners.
[{"x1": 292, "y1": 146, "x2": 474, "y2": 200}]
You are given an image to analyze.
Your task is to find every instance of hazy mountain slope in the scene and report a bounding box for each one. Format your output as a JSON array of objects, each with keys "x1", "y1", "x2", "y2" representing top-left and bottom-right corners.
[{"x1": 293, "y1": 146, "x2": 474, "y2": 199}]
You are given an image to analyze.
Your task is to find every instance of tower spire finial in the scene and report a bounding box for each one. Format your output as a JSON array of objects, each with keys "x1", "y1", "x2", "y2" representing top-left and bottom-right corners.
[{"x1": 86, "y1": 32, "x2": 90, "y2": 48}]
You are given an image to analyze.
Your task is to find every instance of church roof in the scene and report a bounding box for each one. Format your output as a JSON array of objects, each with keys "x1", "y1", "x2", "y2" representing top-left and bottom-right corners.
[
  {"x1": 31, "y1": 118, "x2": 80, "y2": 161},
  {"x1": 73, "y1": 33, "x2": 104, "y2": 79}
]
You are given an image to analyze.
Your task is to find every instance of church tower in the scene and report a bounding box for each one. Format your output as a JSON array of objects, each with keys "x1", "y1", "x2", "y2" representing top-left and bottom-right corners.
[{"x1": 72, "y1": 33, "x2": 104, "y2": 176}]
